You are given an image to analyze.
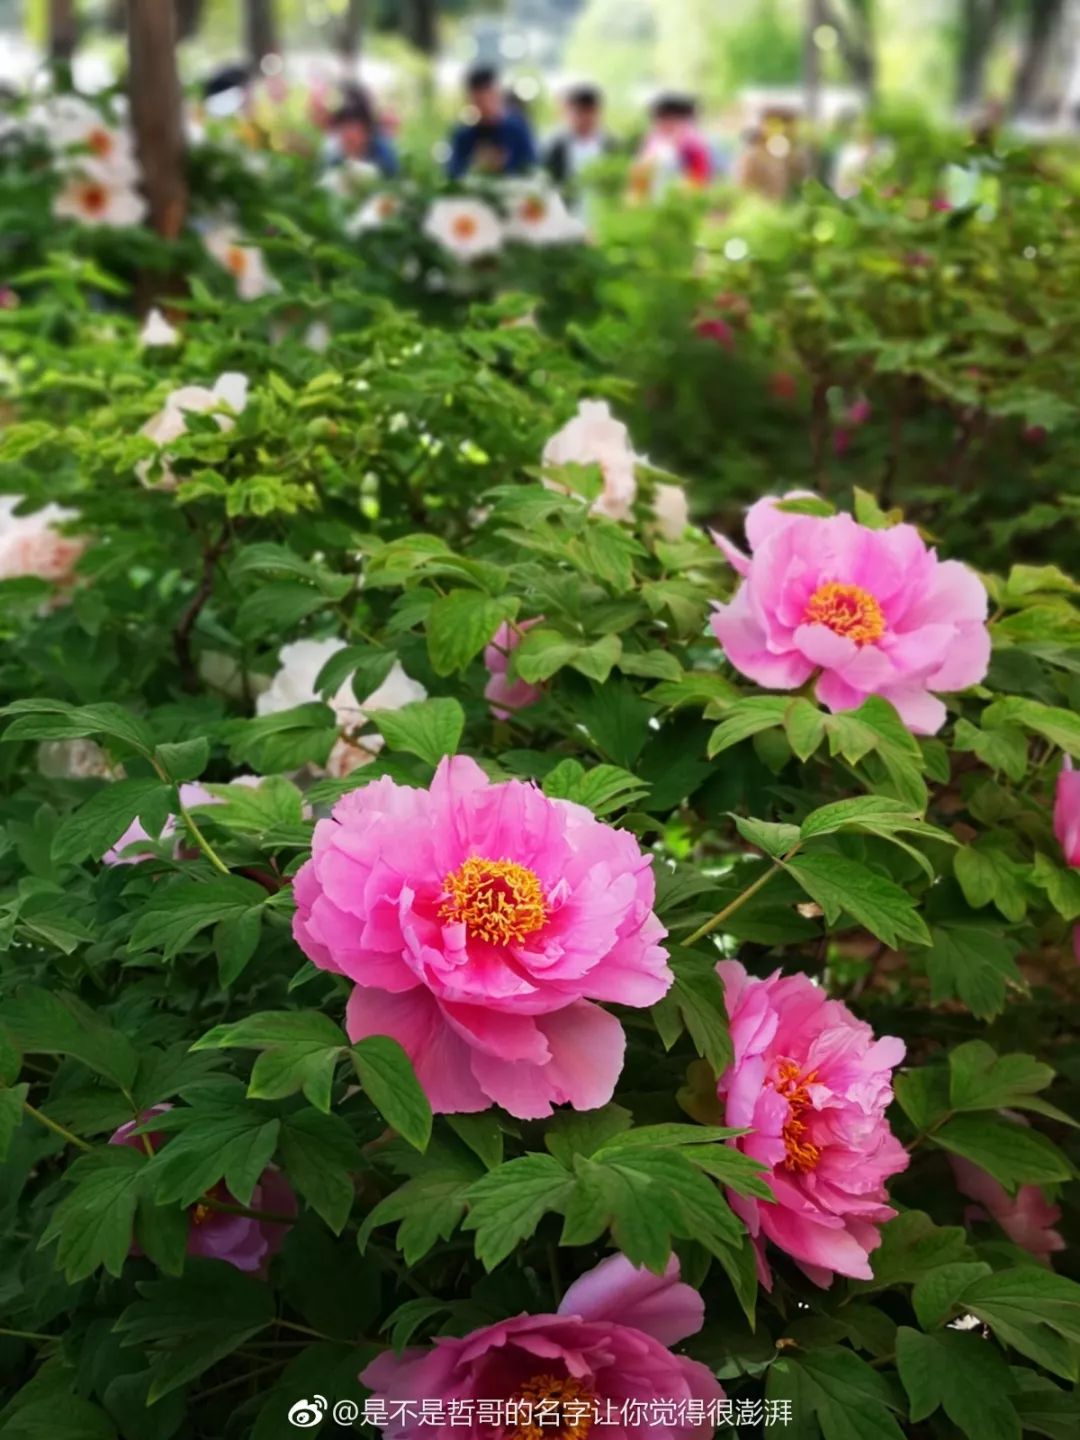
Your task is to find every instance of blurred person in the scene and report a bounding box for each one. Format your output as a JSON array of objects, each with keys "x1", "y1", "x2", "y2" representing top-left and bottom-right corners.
[
  {"x1": 634, "y1": 94, "x2": 713, "y2": 195},
  {"x1": 544, "y1": 84, "x2": 614, "y2": 187},
  {"x1": 325, "y1": 94, "x2": 398, "y2": 177},
  {"x1": 735, "y1": 111, "x2": 807, "y2": 203},
  {"x1": 201, "y1": 63, "x2": 253, "y2": 121},
  {"x1": 447, "y1": 65, "x2": 537, "y2": 179}
]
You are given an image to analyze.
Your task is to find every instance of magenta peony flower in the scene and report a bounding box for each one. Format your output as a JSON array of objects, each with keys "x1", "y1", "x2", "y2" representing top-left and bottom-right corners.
[
  {"x1": 710, "y1": 507, "x2": 990, "y2": 734},
  {"x1": 110, "y1": 1108, "x2": 295, "y2": 1275},
  {"x1": 484, "y1": 618, "x2": 544, "y2": 720},
  {"x1": 292, "y1": 755, "x2": 671, "y2": 1118},
  {"x1": 949, "y1": 1156, "x2": 1064, "y2": 1264},
  {"x1": 1054, "y1": 758, "x2": 1080, "y2": 868},
  {"x1": 715, "y1": 960, "x2": 908, "y2": 1287},
  {"x1": 360, "y1": 1252, "x2": 723, "y2": 1439}
]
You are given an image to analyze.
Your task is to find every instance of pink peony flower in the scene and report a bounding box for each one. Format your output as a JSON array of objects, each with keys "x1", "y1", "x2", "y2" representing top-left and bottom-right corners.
[
  {"x1": 1054, "y1": 758, "x2": 1080, "y2": 868},
  {"x1": 292, "y1": 755, "x2": 671, "y2": 1118},
  {"x1": 542, "y1": 401, "x2": 640, "y2": 523},
  {"x1": 484, "y1": 618, "x2": 544, "y2": 720},
  {"x1": 360, "y1": 1252, "x2": 723, "y2": 1439},
  {"x1": 710, "y1": 507, "x2": 990, "y2": 734},
  {"x1": 949, "y1": 1155, "x2": 1064, "y2": 1263},
  {"x1": 0, "y1": 495, "x2": 85, "y2": 585},
  {"x1": 716, "y1": 960, "x2": 908, "y2": 1287},
  {"x1": 694, "y1": 317, "x2": 735, "y2": 349},
  {"x1": 110, "y1": 1107, "x2": 295, "y2": 1275},
  {"x1": 710, "y1": 488, "x2": 819, "y2": 577}
]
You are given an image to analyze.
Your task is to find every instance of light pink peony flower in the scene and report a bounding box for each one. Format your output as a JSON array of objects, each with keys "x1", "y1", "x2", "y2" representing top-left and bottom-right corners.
[
  {"x1": 361, "y1": 1252, "x2": 723, "y2": 1439},
  {"x1": 710, "y1": 489, "x2": 819, "y2": 577},
  {"x1": 292, "y1": 755, "x2": 671, "y2": 1118},
  {"x1": 1054, "y1": 758, "x2": 1080, "y2": 868},
  {"x1": 110, "y1": 1107, "x2": 294, "y2": 1274},
  {"x1": 484, "y1": 618, "x2": 544, "y2": 720},
  {"x1": 542, "y1": 401, "x2": 640, "y2": 524},
  {"x1": 0, "y1": 495, "x2": 85, "y2": 585},
  {"x1": 949, "y1": 1155, "x2": 1064, "y2": 1264},
  {"x1": 103, "y1": 782, "x2": 217, "y2": 866},
  {"x1": 716, "y1": 960, "x2": 908, "y2": 1287},
  {"x1": 710, "y1": 507, "x2": 990, "y2": 735}
]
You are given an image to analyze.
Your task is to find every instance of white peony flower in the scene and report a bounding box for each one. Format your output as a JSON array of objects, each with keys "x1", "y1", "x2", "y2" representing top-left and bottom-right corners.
[
  {"x1": 320, "y1": 158, "x2": 379, "y2": 200},
  {"x1": 503, "y1": 186, "x2": 586, "y2": 246},
  {"x1": 53, "y1": 164, "x2": 146, "y2": 229},
  {"x1": 0, "y1": 495, "x2": 85, "y2": 584},
  {"x1": 138, "y1": 307, "x2": 180, "y2": 348},
  {"x1": 346, "y1": 192, "x2": 401, "y2": 235},
  {"x1": 38, "y1": 739, "x2": 116, "y2": 780},
  {"x1": 422, "y1": 198, "x2": 503, "y2": 263},
  {"x1": 651, "y1": 482, "x2": 691, "y2": 540},
  {"x1": 541, "y1": 400, "x2": 640, "y2": 523},
  {"x1": 136, "y1": 372, "x2": 249, "y2": 489},
  {"x1": 203, "y1": 225, "x2": 280, "y2": 300},
  {"x1": 304, "y1": 320, "x2": 331, "y2": 353},
  {"x1": 58, "y1": 113, "x2": 139, "y2": 182}
]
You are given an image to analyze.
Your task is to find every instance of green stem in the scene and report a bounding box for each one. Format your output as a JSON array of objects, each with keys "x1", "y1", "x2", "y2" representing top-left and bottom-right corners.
[
  {"x1": 203, "y1": 1196, "x2": 296, "y2": 1226},
  {"x1": 682, "y1": 849, "x2": 798, "y2": 947},
  {"x1": 177, "y1": 802, "x2": 230, "y2": 876},
  {"x1": 0, "y1": 1327, "x2": 55, "y2": 1343},
  {"x1": 22, "y1": 1101, "x2": 93, "y2": 1152}
]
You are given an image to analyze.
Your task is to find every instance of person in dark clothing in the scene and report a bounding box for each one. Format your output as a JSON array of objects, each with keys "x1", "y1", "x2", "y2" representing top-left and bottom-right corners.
[
  {"x1": 447, "y1": 65, "x2": 537, "y2": 179},
  {"x1": 544, "y1": 84, "x2": 613, "y2": 187},
  {"x1": 326, "y1": 95, "x2": 398, "y2": 177}
]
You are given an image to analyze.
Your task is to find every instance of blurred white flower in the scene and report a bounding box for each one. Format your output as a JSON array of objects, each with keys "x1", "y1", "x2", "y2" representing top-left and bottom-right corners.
[
  {"x1": 57, "y1": 112, "x2": 140, "y2": 183},
  {"x1": 320, "y1": 158, "x2": 379, "y2": 200},
  {"x1": 0, "y1": 495, "x2": 85, "y2": 584},
  {"x1": 347, "y1": 192, "x2": 401, "y2": 235},
  {"x1": 422, "y1": 197, "x2": 503, "y2": 262},
  {"x1": 53, "y1": 164, "x2": 146, "y2": 228},
  {"x1": 138, "y1": 307, "x2": 180, "y2": 348},
  {"x1": 204, "y1": 225, "x2": 279, "y2": 300},
  {"x1": 542, "y1": 400, "x2": 639, "y2": 523},
  {"x1": 136, "y1": 372, "x2": 249, "y2": 489},
  {"x1": 651, "y1": 483, "x2": 690, "y2": 540},
  {"x1": 503, "y1": 186, "x2": 586, "y2": 246},
  {"x1": 38, "y1": 739, "x2": 116, "y2": 780},
  {"x1": 304, "y1": 320, "x2": 331, "y2": 353}
]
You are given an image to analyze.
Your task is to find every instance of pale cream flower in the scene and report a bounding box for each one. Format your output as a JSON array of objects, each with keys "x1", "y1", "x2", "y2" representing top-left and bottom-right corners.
[
  {"x1": 53, "y1": 164, "x2": 146, "y2": 229},
  {"x1": 422, "y1": 197, "x2": 503, "y2": 262},
  {"x1": 541, "y1": 400, "x2": 640, "y2": 523},
  {"x1": 136, "y1": 373, "x2": 249, "y2": 489},
  {"x1": 138, "y1": 307, "x2": 180, "y2": 348},
  {"x1": 38, "y1": 739, "x2": 117, "y2": 780},
  {"x1": 0, "y1": 495, "x2": 85, "y2": 584},
  {"x1": 503, "y1": 186, "x2": 586, "y2": 246},
  {"x1": 347, "y1": 192, "x2": 401, "y2": 235},
  {"x1": 203, "y1": 225, "x2": 279, "y2": 300},
  {"x1": 651, "y1": 482, "x2": 691, "y2": 540}
]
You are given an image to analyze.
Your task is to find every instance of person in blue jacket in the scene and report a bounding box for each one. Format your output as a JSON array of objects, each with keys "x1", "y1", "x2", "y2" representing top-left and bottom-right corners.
[
  {"x1": 447, "y1": 65, "x2": 537, "y2": 179},
  {"x1": 325, "y1": 91, "x2": 399, "y2": 177}
]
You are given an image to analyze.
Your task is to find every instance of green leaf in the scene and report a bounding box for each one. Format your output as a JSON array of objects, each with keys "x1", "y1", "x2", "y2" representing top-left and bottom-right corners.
[
  {"x1": 962, "y1": 1267, "x2": 1080, "y2": 1381},
  {"x1": 767, "y1": 1345, "x2": 906, "y2": 1440},
  {"x1": 544, "y1": 1104, "x2": 633, "y2": 1167},
  {"x1": 154, "y1": 738, "x2": 211, "y2": 784},
  {"x1": 0, "y1": 1023, "x2": 20, "y2": 1084},
  {"x1": 225, "y1": 703, "x2": 337, "y2": 774},
  {"x1": 852, "y1": 1211, "x2": 974, "y2": 1294},
  {"x1": 357, "y1": 1143, "x2": 481, "y2": 1265},
  {"x1": 2, "y1": 987, "x2": 138, "y2": 1090},
  {"x1": 933, "y1": 1114, "x2": 1074, "y2": 1190},
  {"x1": 144, "y1": 1090, "x2": 281, "y2": 1208},
  {"x1": 0, "y1": 1082, "x2": 28, "y2": 1160},
  {"x1": 0, "y1": 1396, "x2": 118, "y2": 1440},
  {"x1": 279, "y1": 1109, "x2": 360, "y2": 1234},
  {"x1": 947, "y1": 1041, "x2": 1055, "y2": 1114},
  {"x1": 707, "y1": 697, "x2": 789, "y2": 758},
  {"x1": 784, "y1": 851, "x2": 931, "y2": 948},
  {"x1": 919, "y1": 924, "x2": 1024, "y2": 1021},
  {"x1": 447, "y1": 1113, "x2": 505, "y2": 1171},
  {"x1": 52, "y1": 779, "x2": 173, "y2": 866},
  {"x1": 784, "y1": 698, "x2": 827, "y2": 760},
  {"x1": 426, "y1": 591, "x2": 518, "y2": 676},
  {"x1": 1031, "y1": 852, "x2": 1080, "y2": 921},
  {"x1": 911, "y1": 1261, "x2": 992, "y2": 1330},
  {"x1": 665, "y1": 948, "x2": 734, "y2": 1073},
  {"x1": 369, "y1": 698, "x2": 464, "y2": 767},
  {"x1": 129, "y1": 877, "x2": 267, "y2": 959},
  {"x1": 115, "y1": 1260, "x2": 275, "y2": 1402},
  {"x1": 214, "y1": 909, "x2": 263, "y2": 989},
  {"x1": 733, "y1": 815, "x2": 801, "y2": 857},
  {"x1": 40, "y1": 1146, "x2": 144, "y2": 1282},
  {"x1": 953, "y1": 719, "x2": 1028, "y2": 781},
  {"x1": 193, "y1": 1011, "x2": 346, "y2": 1113},
  {"x1": 954, "y1": 844, "x2": 1029, "y2": 921},
  {"x1": 463, "y1": 1154, "x2": 576, "y2": 1269},
  {"x1": 351, "y1": 1036, "x2": 432, "y2": 1152},
  {"x1": 542, "y1": 760, "x2": 650, "y2": 816},
  {"x1": 896, "y1": 1326, "x2": 1019, "y2": 1440}
]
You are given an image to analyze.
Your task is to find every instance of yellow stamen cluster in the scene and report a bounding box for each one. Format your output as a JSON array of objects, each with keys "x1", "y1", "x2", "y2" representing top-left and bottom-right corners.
[
  {"x1": 775, "y1": 1059, "x2": 822, "y2": 1174},
  {"x1": 804, "y1": 581, "x2": 885, "y2": 646},
  {"x1": 439, "y1": 856, "x2": 548, "y2": 947},
  {"x1": 509, "y1": 1374, "x2": 595, "y2": 1440}
]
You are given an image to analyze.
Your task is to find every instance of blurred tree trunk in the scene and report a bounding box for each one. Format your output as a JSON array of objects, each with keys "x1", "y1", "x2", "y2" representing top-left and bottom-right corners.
[
  {"x1": 1012, "y1": 0, "x2": 1066, "y2": 114},
  {"x1": 822, "y1": 0, "x2": 876, "y2": 101},
  {"x1": 49, "y1": 0, "x2": 77, "y2": 88},
  {"x1": 174, "y1": 0, "x2": 205, "y2": 43},
  {"x1": 403, "y1": 0, "x2": 439, "y2": 55},
  {"x1": 128, "y1": 0, "x2": 188, "y2": 241},
  {"x1": 246, "y1": 0, "x2": 280, "y2": 65},
  {"x1": 339, "y1": 0, "x2": 365, "y2": 62},
  {"x1": 803, "y1": 0, "x2": 826, "y2": 124},
  {"x1": 956, "y1": 0, "x2": 1007, "y2": 109}
]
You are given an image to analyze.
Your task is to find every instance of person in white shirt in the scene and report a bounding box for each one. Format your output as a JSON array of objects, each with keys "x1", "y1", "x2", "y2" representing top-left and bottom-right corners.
[{"x1": 544, "y1": 85, "x2": 613, "y2": 188}]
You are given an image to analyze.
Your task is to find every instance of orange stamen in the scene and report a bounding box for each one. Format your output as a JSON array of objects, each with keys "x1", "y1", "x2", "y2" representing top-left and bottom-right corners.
[
  {"x1": 440, "y1": 856, "x2": 547, "y2": 947},
  {"x1": 804, "y1": 581, "x2": 885, "y2": 645}
]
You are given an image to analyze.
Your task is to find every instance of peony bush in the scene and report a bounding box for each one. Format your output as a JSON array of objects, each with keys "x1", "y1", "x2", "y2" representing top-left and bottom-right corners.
[{"x1": 0, "y1": 96, "x2": 1077, "y2": 1440}]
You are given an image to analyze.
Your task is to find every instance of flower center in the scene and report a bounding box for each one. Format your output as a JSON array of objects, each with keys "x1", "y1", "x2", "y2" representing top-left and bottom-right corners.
[
  {"x1": 804, "y1": 581, "x2": 885, "y2": 646},
  {"x1": 225, "y1": 245, "x2": 249, "y2": 277},
  {"x1": 775, "y1": 1059, "x2": 821, "y2": 1173},
  {"x1": 190, "y1": 1202, "x2": 212, "y2": 1225},
  {"x1": 521, "y1": 196, "x2": 547, "y2": 223},
  {"x1": 510, "y1": 1374, "x2": 595, "y2": 1440},
  {"x1": 452, "y1": 214, "x2": 478, "y2": 240},
  {"x1": 80, "y1": 182, "x2": 107, "y2": 215},
  {"x1": 439, "y1": 856, "x2": 547, "y2": 946},
  {"x1": 86, "y1": 127, "x2": 113, "y2": 158}
]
